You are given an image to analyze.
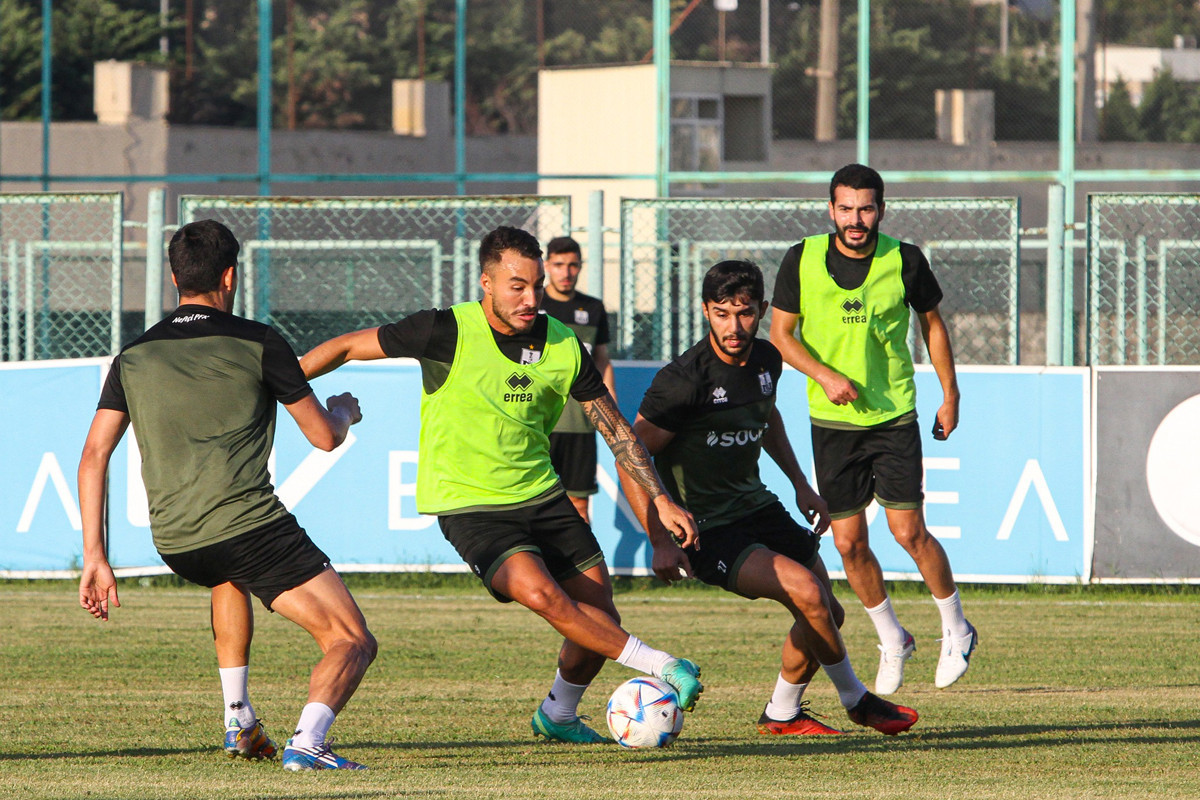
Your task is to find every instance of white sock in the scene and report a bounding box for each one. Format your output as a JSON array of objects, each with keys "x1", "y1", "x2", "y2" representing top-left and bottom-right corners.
[
  {"x1": 933, "y1": 589, "x2": 970, "y2": 638},
  {"x1": 291, "y1": 702, "x2": 336, "y2": 749},
  {"x1": 821, "y1": 655, "x2": 869, "y2": 709},
  {"x1": 218, "y1": 666, "x2": 255, "y2": 728},
  {"x1": 865, "y1": 596, "x2": 908, "y2": 651},
  {"x1": 763, "y1": 674, "x2": 807, "y2": 721},
  {"x1": 616, "y1": 636, "x2": 674, "y2": 677},
  {"x1": 539, "y1": 670, "x2": 589, "y2": 723}
]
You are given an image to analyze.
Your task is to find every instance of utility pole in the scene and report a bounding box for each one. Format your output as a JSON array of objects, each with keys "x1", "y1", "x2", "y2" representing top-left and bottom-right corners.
[
  {"x1": 813, "y1": 0, "x2": 839, "y2": 141},
  {"x1": 1076, "y1": 0, "x2": 1099, "y2": 142}
]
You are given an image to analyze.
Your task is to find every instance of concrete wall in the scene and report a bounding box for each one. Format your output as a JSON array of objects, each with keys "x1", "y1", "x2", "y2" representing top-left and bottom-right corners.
[{"x1": 0, "y1": 121, "x2": 537, "y2": 226}]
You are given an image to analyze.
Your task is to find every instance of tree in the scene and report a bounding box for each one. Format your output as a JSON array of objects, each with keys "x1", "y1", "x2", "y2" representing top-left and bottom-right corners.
[
  {"x1": 0, "y1": 0, "x2": 42, "y2": 120},
  {"x1": 1099, "y1": 78, "x2": 1141, "y2": 141}
]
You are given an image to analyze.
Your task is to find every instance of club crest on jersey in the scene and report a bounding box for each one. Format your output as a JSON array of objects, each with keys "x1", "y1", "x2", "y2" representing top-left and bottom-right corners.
[
  {"x1": 520, "y1": 347, "x2": 542, "y2": 365},
  {"x1": 758, "y1": 371, "x2": 773, "y2": 395},
  {"x1": 712, "y1": 386, "x2": 728, "y2": 404},
  {"x1": 574, "y1": 308, "x2": 589, "y2": 325},
  {"x1": 505, "y1": 372, "x2": 534, "y2": 402}
]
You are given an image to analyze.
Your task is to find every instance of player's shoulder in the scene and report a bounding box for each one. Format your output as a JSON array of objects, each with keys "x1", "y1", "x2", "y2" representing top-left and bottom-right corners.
[
  {"x1": 130, "y1": 305, "x2": 271, "y2": 351},
  {"x1": 750, "y1": 337, "x2": 783, "y2": 368}
]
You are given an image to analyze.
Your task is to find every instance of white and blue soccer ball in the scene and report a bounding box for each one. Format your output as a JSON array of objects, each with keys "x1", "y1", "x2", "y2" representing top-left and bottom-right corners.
[{"x1": 606, "y1": 676, "x2": 685, "y2": 748}]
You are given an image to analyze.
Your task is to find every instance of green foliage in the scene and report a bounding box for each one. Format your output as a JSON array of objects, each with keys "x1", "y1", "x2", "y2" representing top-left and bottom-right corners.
[
  {"x1": 0, "y1": 0, "x2": 164, "y2": 121},
  {"x1": 1137, "y1": 68, "x2": 1200, "y2": 142},
  {"x1": 1100, "y1": 78, "x2": 1142, "y2": 141},
  {"x1": 1099, "y1": 0, "x2": 1200, "y2": 47},
  {"x1": 0, "y1": 0, "x2": 43, "y2": 119}
]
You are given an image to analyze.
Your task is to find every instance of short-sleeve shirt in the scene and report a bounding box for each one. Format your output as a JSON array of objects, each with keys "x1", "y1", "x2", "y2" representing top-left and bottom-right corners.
[
  {"x1": 376, "y1": 307, "x2": 607, "y2": 403},
  {"x1": 772, "y1": 232, "x2": 943, "y2": 315},
  {"x1": 541, "y1": 292, "x2": 611, "y2": 434},
  {"x1": 98, "y1": 304, "x2": 312, "y2": 555},
  {"x1": 638, "y1": 337, "x2": 783, "y2": 531}
]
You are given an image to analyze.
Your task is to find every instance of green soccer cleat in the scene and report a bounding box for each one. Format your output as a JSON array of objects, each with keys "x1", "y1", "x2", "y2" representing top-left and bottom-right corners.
[
  {"x1": 531, "y1": 706, "x2": 608, "y2": 743},
  {"x1": 659, "y1": 658, "x2": 704, "y2": 712}
]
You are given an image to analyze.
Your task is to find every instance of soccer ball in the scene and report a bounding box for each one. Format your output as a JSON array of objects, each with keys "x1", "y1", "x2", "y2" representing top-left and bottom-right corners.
[{"x1": 606, "y1": 676, "x2": 685, "y2": 748}]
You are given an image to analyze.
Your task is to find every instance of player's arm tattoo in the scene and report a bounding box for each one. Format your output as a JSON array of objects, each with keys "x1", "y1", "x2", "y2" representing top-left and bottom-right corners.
[{"x1": 582, "y1": 393, "x2": 664, "y2": 500}]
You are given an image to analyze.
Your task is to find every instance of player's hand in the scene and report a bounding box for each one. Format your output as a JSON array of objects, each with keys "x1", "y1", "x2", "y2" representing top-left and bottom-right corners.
[
  {"x1": 795, "y1": 483, "x2": 831, "y2": 535},
  {"x1": 935, "y1": 397, "x2": 959, "y2": 439},
  {"x1": 79, "y1": 559, "x2": 120, "y2": 622},
  {"x1": 818, "y1": 371, "x2": 858, "y2": 405},
  {"x1": 653, "y1": 495, "x2": 699, "y2": 550},
  {"x1": 651, "y1": 542, "x2": 693, "y2": 583},
  {"x1": 327, "y1": 392, "x2": 363, "y2": 425}
]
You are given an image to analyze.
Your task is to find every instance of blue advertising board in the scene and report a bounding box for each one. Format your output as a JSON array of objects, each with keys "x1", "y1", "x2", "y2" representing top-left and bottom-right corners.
[{"x1": 0, "y1": 360, "x2": 1089, "y2": 582}]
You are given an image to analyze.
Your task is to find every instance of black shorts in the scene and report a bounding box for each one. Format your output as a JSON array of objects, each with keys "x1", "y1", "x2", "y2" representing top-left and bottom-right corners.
[
  {"x1": 548, "y1": 432, "x2": 598, "y2": 496},
  {"x1": 685, "y1": 500, "x2": 821, "y2": 597},
  {"x1": 159, "y1": 514, "x2": 331, "y2": 611},
  {"x1": 438, "y1": 493, "x2": 605, "y2": 603},
  {"x1": 811, "y1": 418, "x2": 924, "y2": 519}
]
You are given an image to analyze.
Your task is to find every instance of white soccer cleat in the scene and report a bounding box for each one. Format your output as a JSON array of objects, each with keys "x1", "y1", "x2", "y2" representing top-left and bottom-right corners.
[
  {"x1": 935, "y1": 622, "x2": 978, "y2": 689},
  {"x1": 874, "y1": 631, "x2": 916, "y2": 695}
]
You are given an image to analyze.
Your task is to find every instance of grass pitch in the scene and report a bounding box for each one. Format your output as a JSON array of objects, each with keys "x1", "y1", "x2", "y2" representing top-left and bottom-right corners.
[{"x1": 4, "y1": 577, "x2": 1199, "y2": 799}]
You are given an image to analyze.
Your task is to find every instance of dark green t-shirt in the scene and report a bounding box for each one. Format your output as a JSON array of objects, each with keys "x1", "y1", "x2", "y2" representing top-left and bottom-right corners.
[
  {"x1": 98, "y1": 305, "x2": 312, "y2": 554},
  {"x1": 638, "y1": 337, "x2": 782, "y2": 531}
]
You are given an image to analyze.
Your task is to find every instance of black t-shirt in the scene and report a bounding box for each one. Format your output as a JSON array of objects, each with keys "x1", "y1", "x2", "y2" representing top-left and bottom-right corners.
[
  {"x1": 376, "y1": 307, "x2": 607, "y2": 401},
  {"x1": 772, "y1": 233, "x2": 943, "y2": 315},
  {"x1": 540, "y1": 292, "x2": 610, "y2": 352},
  {"x1": 638, "y1": 337, "x2": 782, "y2": 529}
]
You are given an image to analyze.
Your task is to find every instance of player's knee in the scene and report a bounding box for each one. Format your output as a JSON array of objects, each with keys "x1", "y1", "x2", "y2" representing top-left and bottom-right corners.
[
  {"x1": 829, "y1": 596, "x2": 846, "y2": 628},
  {"x1": 890, "y1": 523, "x2": 927, "y2": 552},
  {"x1": 833, "y1": 534, "x2": 871, "y2": 563},
  {"x1": 520, "y1": 584, "x2": 572, "y2": 620}
]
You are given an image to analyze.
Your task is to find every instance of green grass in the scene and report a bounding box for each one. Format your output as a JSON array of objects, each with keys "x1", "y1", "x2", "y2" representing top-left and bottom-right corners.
[{"x1": 4, "y1": 578, "x2": 1199, "y2": 799}]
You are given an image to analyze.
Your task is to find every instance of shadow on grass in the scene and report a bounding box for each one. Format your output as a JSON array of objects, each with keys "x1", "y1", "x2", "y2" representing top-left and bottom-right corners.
[
  {"x1": 351, "y1": 714, "x2": 1200, "y2": 762},
  {"x1": 9, "y1": 716, "x2": 1199, "y2": 764}
]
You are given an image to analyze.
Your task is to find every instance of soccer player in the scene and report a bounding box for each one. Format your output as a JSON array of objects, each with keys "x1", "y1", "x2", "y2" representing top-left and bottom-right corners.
[
  {"x1": 620, "y1": 259, "x2": 918, "y2": 736},
  {"x1": 78, "y1": 220, "x2": 377, "y2": 771},
  {"x1": 300, "y1": 225, "x2": 703, "y2": 744},
  {"x1": 541, "y1": 236, "x2": 616, "y2": 523},
  {"x1": 769, "y1": 163, "x2": 977, "y2": 695}
]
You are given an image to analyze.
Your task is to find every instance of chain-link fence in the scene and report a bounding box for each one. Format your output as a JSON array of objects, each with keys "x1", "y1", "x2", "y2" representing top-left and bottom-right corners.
[
  {"x1": 1087, "y1": 193, "x2": 1200, "y2": 365},
  {"x1": 619, "y1": 197, "x2": 1019, "y2": 363},
  {"x1": 179, "y1": 195, "x2": 570, "y2": 355},
  {"x1": 0, "y1": 193, "x2": 123, "y2": 360}
]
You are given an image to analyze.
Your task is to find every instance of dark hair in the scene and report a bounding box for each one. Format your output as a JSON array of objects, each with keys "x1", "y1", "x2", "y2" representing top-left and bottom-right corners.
[
  {"x1": 830, "y1": 163, "x2": 885, "y2": 205},
  {"x1": 168, "y1": 219, "x2": 240, "y2": 295},
  {"x1": 702, "y1": 260, "x2": 764, "y2": 305},
  {"x1": 545, "y1": 236, "x2": 581, "y2": 258},
  {"x1": 479, "y1": 226, "x2": 543, "y2": 272}
]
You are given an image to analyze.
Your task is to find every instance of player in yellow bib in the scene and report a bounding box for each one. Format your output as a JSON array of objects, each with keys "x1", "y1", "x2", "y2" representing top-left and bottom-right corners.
[
  {"x1": 302, "y1": 226, "x2": 704, "y2": 743},
  {"x1": 769, "y1": 164, "x2": 977, "y2": 695}
]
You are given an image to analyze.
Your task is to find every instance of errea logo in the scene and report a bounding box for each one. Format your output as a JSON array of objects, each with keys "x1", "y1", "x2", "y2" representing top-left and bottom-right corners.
[
  {"x1": 841, "y1": 296, "x2": 867, "y2": 324},
  {"x1": 505, "y1": 372, "x2": 534, "y2": 402},
  {"x1": 712, "y1": 386, "x2": 728, "y2": 404}
]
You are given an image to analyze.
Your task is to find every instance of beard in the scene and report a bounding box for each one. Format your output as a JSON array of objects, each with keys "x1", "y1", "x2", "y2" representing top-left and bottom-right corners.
[{"x1": 835, "y1": 220, "x2": 879, "y2": 253}]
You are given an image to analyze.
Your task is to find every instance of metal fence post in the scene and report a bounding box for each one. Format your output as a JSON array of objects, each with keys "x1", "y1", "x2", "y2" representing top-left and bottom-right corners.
[
  {"x1": 587, "y1": 190, "x2": 604, "y2": 299},
  {"x1": 1046, "y1": 183, "x2": 1065, "y2": 366},
  {"x1": 144, "y1": 188, "x2": 165, "y2": 331}
]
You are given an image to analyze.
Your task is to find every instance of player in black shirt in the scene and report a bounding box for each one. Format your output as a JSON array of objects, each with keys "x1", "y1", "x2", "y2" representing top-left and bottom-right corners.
[
  {"x1": 622, "y1": 260, "x2": 918, "y2": 736},
  {"x1": 78, "y1": 220, "x2": 376, "y2": 770},
  {"x1": 540, "y1": 236, "x2": 616, "y2": 523}
]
